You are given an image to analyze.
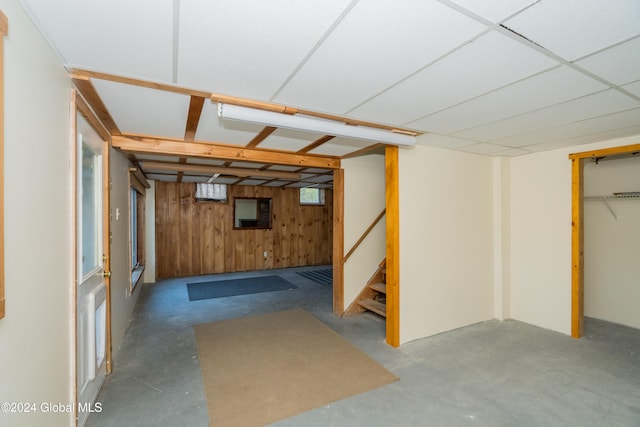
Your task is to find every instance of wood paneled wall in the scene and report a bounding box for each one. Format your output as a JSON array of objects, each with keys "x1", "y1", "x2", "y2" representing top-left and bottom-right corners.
[{"x1": 155, "y1": 182, "x2": 333, "y2": 278}]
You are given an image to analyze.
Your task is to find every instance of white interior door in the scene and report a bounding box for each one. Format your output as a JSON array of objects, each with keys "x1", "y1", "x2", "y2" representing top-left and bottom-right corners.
[{"x1": 76, "y1": 112, "x2": 108, "y2": 425}]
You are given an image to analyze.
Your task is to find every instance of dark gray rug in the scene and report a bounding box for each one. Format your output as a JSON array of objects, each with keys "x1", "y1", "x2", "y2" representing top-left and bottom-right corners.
[
  {"x1": 187, "y1": 276, "x2": 297, "y2": 301},
  {"x1": 297, "y1": 268, "x2": 333, "y2": 286}
]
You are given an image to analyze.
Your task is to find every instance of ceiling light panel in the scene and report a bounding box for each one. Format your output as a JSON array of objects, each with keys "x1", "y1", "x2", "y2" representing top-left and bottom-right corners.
[
  {"x1": 503, "y1": 0, "x2": 640, "y2": 61},
  {"x1": 444, "y1": 0, "x2": 538, "y2": 23},
  {"x1": 196, "y1": 101, "x2": 269, "y2": 144},
  {"x1": 408, "y1": 66, "x2": 607, "y2": 134},
  {"x1": 21, "y1": 0, "x2": 174, "y2": 81},
  {"x1": 177, "y1": 0, "x2": 352, "y2": 99},
  {"x1": 93, "y1": 80, "x2": 189, "y2": 139},
  {"x1": 349, "y1": 30, "x2": 558, "y2": 126},
  {"x1": 575, "y1": 37, "x2": 640, "y2": 86},
  {"x1": 274, "y1": 0, "x2": 486, "y2": 113},
  {"x1": 454, "y1": 89, "x2": 640, "y2": 142}
]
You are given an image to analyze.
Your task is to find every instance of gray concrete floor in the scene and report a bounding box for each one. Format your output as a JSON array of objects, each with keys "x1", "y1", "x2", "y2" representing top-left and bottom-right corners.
[{"x1": 87, "y1": 266, "x2": 640, "y2": 427}]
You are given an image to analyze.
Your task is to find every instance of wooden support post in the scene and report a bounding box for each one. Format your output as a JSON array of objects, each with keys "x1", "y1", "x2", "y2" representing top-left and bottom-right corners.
[
  {"x1": 571, "y1": 157, "x2": 584, "y2": 338},
  {"x1": 385, "y1": 146, "x2": 400, "y2": 347},
  {"x1": 333, "y1": 168, "x2": 344, "y2": 315}
]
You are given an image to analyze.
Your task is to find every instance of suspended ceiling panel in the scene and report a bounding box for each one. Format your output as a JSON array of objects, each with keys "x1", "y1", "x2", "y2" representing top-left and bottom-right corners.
[
  {"x1": 195, "y1": 101, "x2": 266, "y2": 145},
  {"x1": 624, "y1": 81, "x2": 640, "y2": 97},
  {"x1": 176, "y1": 0, "x2": 352, "y2": 100},
  {"x1": 409, "y1": 66, "x2": 608, "y2": 134},
  {"x1": 497, "y1": 108, "x2": 640, "y2": 148},
  {"x1": 93, "y1": 80, "x2": 190, "y2": 139},
  {"x1": 273, "y1": 0, "x2": 486, "y2": 114},
  {"x1": 185, "y1": 158, "x2": 226, "y2": 166},
  {"x1": 258, "y1": 129, "x2": 319, "y2": 152},
  {"x1": 21, "y1": 0, "x2": 174, "y2": 82},
  {"x1": 575, "y1": 37, "x2": 640, "y2": 86},
  {"x1": 134, "y1": 154, "x2": 182, "y2": 163},
  {"x1": 503, "y1": 0, "x2": 640, "y2": 61},
  {"x1": 447, "y1": 0, "x2": 538, "y2": 23},
  {"x1": 454, "y1": 89, "x2": 640, "y2": 142},
  {"x1": 417, "y1": 134, "x2": 477, "y2": 150},
  {"x1": 348, "y1": 30, "x2": 559, "y2": 125},
  {"x1": 308, "y1": 137, "x2": 373, "y2": 156}
]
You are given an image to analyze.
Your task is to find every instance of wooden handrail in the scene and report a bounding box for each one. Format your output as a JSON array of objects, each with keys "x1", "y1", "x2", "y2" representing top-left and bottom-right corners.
[{"x1": 342, "y1": 209, "x2": 386, "y2": 264}]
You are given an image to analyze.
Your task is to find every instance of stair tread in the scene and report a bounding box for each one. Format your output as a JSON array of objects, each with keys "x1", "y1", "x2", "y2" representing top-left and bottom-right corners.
[
  {"x1": 358, "y1": 298, "x2": 386, "y2": 317},
  {"x1": 368, "y1": 282, "x2": 386, "y2": 294}
]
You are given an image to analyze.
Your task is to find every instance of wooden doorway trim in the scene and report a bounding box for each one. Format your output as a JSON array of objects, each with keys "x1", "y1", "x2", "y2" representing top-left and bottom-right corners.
[{"x1": 568, "y1": 142, "x2": 640, "y2": 338}]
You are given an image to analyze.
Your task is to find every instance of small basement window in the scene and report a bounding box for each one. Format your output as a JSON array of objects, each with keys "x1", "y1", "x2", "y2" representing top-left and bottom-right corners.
[
  {"x1": 300, "y1": 187, "x2": 325, "y2": 205},
  {"x1": 195, "y1": 183, "x2": 228, "y2": 202}
]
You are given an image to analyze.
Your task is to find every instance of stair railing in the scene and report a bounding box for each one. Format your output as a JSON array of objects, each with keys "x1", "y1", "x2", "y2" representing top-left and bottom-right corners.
[{"x1": 342, "y1": 209, "x2": 386, "y2": 264}]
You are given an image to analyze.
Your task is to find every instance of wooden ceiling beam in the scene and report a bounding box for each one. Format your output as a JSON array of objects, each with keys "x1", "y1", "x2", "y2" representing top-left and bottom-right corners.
[
  {"x1": 184, "y1": 95, "x2": 205, "y2": 141},
  {"x1": 298, "y1": 135, "x2": 335, "y2": 154},
  {"x1": 71, "y1": 75, "x2": 121, "y2": 136},
  {"x1": 246, "y1": 126, "x2": 277, "y2": 148},
  {"x1": 112, "y1": 135, "x2": 340, "y2": 169},
  {"x1": 140, "y1": 161, "x2": 301, "y2": 180}
]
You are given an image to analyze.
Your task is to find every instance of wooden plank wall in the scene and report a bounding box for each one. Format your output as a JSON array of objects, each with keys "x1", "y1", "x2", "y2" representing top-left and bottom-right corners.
[{"x1": 155, "y1": 182, "x2": 333, "y2": 278}]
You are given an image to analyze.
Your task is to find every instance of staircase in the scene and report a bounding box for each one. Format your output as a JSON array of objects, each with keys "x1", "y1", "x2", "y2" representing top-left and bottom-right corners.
[{"x1": 344, "y1": 259, "x2": 387, "y2": 318}]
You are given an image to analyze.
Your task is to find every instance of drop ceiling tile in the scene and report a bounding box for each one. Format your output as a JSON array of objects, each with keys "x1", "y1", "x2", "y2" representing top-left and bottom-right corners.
[
  {"x1": 262, "y1": 181, "x2": 291, "y2": 187},
  {"x1": 177, "y1": 0, "x2": 352, "y2": 99},
  {"x1": 181, "y1": 176, "x2": 207, "y2": 183},
  {"x1": 237, "y1": 179, "x2": 267, "y2": 186},
  {"x1": 576, "y1": 37, "x2": 640, "y2": 85},
  {"x1": 21, "y1": 0, "x2": 174, "y2": 81},
  {"x1": 257, "y1": 129, "x2": 318, "y2": 152},
  {"x1": 454, "y1": 89, "x2": 640, "y2": 142},
  {"x1": 349, "y1": 30, "x2": 559, "y2": 125},
  {"x1": 209, "y1": 177, "x2": 240, "y2": 185},
  {"x1": 408, "y1": 66, "x2": 607, "y2": 134},
  {"x1": 503, "y1": 0, "x2": 640, "y2": 61},
  {"x1": 497, "y1": 108, "x2": 640, "y2": 147},
  {"x1": 301, "y1": 168, "x2": 333, "y2": 174},
  {"x1": 274, "y1": 0, "x2": 486, "y2": 113},
  {"x1": 197, "y1": 101, "x2": 275, "y2": 145},
  {"x1": 417, "y1": 134, "x2": 478, "y2": 150},
  {"x1": 457, "y1": 143, "x2": 513, "y2": 156},
  {"x1": 93, "y1": 80, "x2": 190, "y2": 139},
  {"x1": 186, "y1": 158, "x2": 226, "y2": 166},
  {"x1": 446, "y1": 0, "x2": 538, "y2": 23},
  {"x1": 308, "y1": 137, "x2": 373, "y2": 156},
  {"x1": 286, "y1": 182, "x2": 311, "y2": 188},
  {"x1": 305, "y1": 175, "x2": 334, "y2": 183},
  {"x1": 135, "y1": 154, "x2": 182, "y2": 163},
  {"x1": 622, "y1": 81, "x2": 640, "y2": 98},
  {"x1": 268, "y1": 165, "x2": 303, "y2": 172}
]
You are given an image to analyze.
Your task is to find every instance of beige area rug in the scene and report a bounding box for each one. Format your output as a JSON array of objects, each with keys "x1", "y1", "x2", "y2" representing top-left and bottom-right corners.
[{"x1": 194, "y1": 309, "x2": 398, "y2": 427}]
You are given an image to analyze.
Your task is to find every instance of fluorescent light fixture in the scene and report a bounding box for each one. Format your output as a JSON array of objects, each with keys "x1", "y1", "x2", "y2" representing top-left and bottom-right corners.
[{"x1": 218, "y1": 103, "x2": 416, "y2": 146}]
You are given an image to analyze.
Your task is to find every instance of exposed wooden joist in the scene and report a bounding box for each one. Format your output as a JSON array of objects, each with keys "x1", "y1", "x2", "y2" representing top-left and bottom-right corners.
[
  {"x1": 298, "y1": 135, "x2": 335, "y2": 154},
  {"x1": 184, "y1": 96, "x2": 205, "y2": 142},
  {"x1": 75, "y1": 94, "x2": 111, "y2": 142},
  {"x1": 246, "y1": 126, "x2": 277, "y2": 148},
  {"x1": 71, "y1": 75, "x2": 121, "y2": 136},
  {"x1": 140, "y1": 160, "x2": 302, "y2": 180},
  {"x1": 112, "y1": 136, "x2": 341, "y2": 169},
  {"x1": 129, "y1": 166, "x2": 151, "y2": 189},
  {"x1": 341, "y1": 143, "x2": 385, "y2": 159},
  {"x1": 71, "y1": 68, "x2": 210, "y2": 98}
]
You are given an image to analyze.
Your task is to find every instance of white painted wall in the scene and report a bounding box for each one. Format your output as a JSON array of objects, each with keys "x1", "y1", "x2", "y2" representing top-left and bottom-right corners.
[
  {"x1": 509, "y1": 135, "x2": 640, "y2": 335},
  {"x1": 398, "y1": 144, "x2": 494, "y2": 344},
  {"x1": 584, "y1": 156, "x2": 640, "y2": 328},
  {"x1": 342, "y1": 154, "x2": 386, "y2": 308},
  {"x1": 0, "y1": 0, "x2": 74, "y2": 425},
  {"x1": 109, "y1": 148, "x2": 143, "y2": 353}
]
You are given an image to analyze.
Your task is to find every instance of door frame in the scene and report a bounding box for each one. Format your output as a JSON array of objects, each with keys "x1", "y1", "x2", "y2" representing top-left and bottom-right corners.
[
  {"x1": 72, "y1": 90, "x2": 113, "y2": 417},
  {"x1": 568, "y1": 142, "x2": 640, "y2": 338}
]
